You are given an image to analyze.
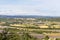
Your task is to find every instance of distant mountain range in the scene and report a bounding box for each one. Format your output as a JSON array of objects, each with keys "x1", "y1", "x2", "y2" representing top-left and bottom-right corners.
[{"x1": 0, "y1": 15, "x2": 59, "y2": 18}]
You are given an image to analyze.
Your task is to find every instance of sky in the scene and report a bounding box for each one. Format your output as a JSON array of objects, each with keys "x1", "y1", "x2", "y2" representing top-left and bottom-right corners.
[{"x1": 0, "y1": 0, "x2": 59, "y2": 16}]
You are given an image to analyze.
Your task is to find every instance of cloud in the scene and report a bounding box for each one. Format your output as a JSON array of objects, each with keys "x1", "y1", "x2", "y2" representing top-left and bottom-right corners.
[
  {"x1": 0, "y1": 0, "x2": 59, "y2": 16},
  {"x1": 0, "y1": 4, "x2": 58, "y2": 16}
]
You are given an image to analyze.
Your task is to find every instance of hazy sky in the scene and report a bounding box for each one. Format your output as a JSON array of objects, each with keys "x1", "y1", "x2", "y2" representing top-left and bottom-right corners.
[{"x1": 0, "y1": 0, "x2": 59, "y2": 16}]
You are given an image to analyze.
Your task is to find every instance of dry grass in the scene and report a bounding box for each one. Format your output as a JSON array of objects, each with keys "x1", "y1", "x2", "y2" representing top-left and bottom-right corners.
[{"x1": 46, "y1": 33, "x2": 60, "y2": 36}]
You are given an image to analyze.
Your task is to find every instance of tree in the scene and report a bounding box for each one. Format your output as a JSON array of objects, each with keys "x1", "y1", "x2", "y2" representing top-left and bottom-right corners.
[
  {"x1": 1, "y1": 28, "x2": 20, "y2": 40},
  {"x1": 0, "y1": 33, "x2": 3, "y2": 40},
  {"x1": 44, "y1": 36, "x2": 49, "y2": 40},
  {"x1": 0, "y1": 28, "x2": 38, "y2": 40}
]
